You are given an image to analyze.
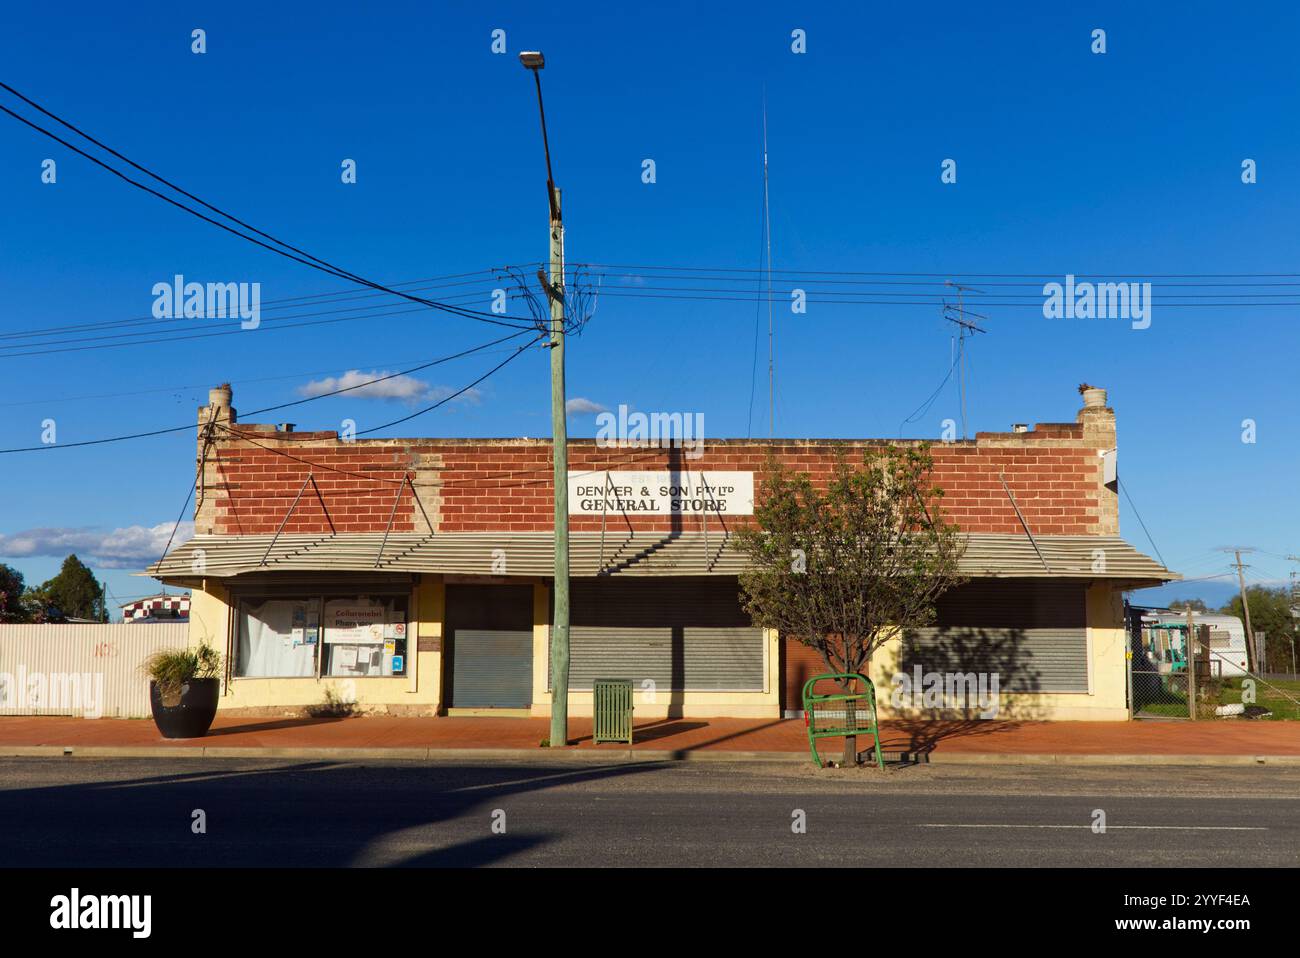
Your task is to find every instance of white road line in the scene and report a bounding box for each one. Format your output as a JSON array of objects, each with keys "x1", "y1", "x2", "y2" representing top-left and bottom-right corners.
[{"x1": 918, "y1": 824, "x2": 1267, "y2": 830}]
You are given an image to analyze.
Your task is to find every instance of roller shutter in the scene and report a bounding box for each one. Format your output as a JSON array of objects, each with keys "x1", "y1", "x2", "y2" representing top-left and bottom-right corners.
[
  {"x1": 555, "y1": 578, "x2": 764, "y2": 691},
  {"x1": 901, "y1": 579, "x2": 1089, "y2": 693},
  {"x1": 446, "y1": 585, "x2": 534, "y2": 708}
]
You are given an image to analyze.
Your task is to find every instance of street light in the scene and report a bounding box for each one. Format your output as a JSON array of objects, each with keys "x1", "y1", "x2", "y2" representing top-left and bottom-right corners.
[
  {"x1": 519, "y1": 51, "x2": 559, "y2": 224},
  {"x1": 520, "y1": 49, "x2": 570, "y2": 747}
]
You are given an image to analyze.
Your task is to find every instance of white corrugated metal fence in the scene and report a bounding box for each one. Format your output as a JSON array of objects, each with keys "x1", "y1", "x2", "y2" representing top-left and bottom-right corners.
[{"x1": 0, "y1": 624, "x2": 190, "y2": 718}]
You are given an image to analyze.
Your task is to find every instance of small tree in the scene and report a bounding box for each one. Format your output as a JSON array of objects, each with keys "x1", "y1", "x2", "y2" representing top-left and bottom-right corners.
[
  {"x1": 39, "y1": 554, "x2": 102, "y2": 621},
  {"x1": 733, "y1": 445, "x2": 966, "y2": 765},
  {"x1": 0, "y1": 564, "x2": 28, "y2": 623}
]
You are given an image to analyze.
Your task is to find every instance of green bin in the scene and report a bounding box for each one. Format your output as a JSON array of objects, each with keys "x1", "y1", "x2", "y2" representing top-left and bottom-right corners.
[{"x1": 593, "y1": 678, "x2": 634, "y2": 744}]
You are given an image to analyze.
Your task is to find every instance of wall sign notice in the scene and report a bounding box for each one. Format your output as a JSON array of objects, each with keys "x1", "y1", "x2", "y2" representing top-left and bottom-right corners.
[{"x1": 568, "y1": 471, "x2": 754, "y2": 515}]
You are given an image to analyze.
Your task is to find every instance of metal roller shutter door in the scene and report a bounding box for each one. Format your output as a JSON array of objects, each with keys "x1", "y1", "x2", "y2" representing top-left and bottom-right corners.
[
  {"x1": 446, "y1": 585, "x2": 534, "y2": 708},
  {"x1": 558, "y1": 578, "x2": 764, "y2": 691},
  {"x1": 450, "y1": 630, "x2": 534, "y2": 707},
  {"x1": 901, "y1": 580, "x2": 1089, "y2": 693}
]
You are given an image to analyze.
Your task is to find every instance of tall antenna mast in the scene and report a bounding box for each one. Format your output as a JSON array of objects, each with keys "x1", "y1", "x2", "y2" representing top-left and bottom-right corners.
[
  {"x1": 943, "y1": 280, "x2": 987, "y2": 440},
  {"x1": 763, "y1": 92, "x2": 774, "y2": 437}
]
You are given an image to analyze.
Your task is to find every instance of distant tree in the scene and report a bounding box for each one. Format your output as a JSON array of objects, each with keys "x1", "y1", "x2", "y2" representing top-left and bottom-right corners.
[
  {"x1": 1220, "y1": 586, "x2": 1298, "y2": 673},
  {"x1": 1169, "y1": 598, "x2": 1208, "y2": 613},
  {"x1": 20, "y1": 584, "x2": 61, "y2": 623},
  {"x1": 38, "y1": 555, "x2": 103, "y2": 621},
  {"x1": 0, "y1": 563, "x2": 29, "y2": 623},
  {"x1": 733, "y1": 445, "x2": 966, "y2": 765}
]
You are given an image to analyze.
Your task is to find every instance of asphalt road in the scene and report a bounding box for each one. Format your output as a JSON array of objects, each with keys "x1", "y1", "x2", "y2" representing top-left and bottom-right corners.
[{"x1": 0, "y1": 757, "x2": 1296, "y2": 867}]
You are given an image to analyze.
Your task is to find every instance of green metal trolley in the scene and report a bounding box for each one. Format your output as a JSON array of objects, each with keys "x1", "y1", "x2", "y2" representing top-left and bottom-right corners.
[{"x1": 802, "y1": 672, "x2": 885, "y2": 769}]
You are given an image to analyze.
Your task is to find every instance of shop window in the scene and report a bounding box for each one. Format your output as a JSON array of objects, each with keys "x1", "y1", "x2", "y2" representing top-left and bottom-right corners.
[
  {"x1": 235, "y1": 594, "x2": 408, "y2": 678},
  {"x1": 322, "y1": 596, "x2": 408, "y2": 677},
  {"x1": 236, "y1": 598, "x2": 322, "y2": 678}
]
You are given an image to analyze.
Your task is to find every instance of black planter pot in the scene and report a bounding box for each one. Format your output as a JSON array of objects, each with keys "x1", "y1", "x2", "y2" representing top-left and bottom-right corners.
[{"x1": 149, "y1": 678, "x2": 220, "y2": 739}]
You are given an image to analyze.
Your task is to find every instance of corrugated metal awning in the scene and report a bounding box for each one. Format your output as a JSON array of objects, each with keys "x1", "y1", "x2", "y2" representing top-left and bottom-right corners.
[{"x1": 144, "y1": 532, "x2": 1177, "y2": 584}]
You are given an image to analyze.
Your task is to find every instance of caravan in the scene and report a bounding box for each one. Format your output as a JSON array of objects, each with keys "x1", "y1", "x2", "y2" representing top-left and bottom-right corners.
[{"x1": 1146, "y1": 611, "x2": 1250, "y2": 678}]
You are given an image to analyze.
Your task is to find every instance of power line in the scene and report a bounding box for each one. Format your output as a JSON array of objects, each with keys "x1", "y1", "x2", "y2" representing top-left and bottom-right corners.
[
  {"x1": 564, "y1": 289, "x2": 1300, "y2": 308},
  {"x1": 0, "y1": 271, "x2": 510, "y2": 342},
  {"x1": 203, "y1": 335, "x2": 542, "y2": 480},
  {"x1": 898, "y1": 352, "x2": 958, "y2": 435},
  {"x1": 0, "y1": 329, "x2": 535, "y2": 453},
  {"x1": 0, "y1": 84, "x2": 537, "y2": 330},
  {"x1": 0, "y1": 344, "x2": 529, "y2": 409},
  {"x1": 0, "y1": 271, "x2": 553, "y2": 357},
  {"x1": 0, "y1": 289, "x2": 506, "y2": 356},
  {"x1": 572, "y1": 261, "x2": 1300, "y2": 279},
  {"x1": 227, "y1": 332, "x2": 544, "y2": 443},
  {"x1": 1118, "y1": 478, "x2": 1169, "y2": 570}
]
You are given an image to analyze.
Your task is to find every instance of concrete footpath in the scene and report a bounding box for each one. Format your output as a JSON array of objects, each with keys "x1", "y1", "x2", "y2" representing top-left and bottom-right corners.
[{"x1": 2, "y1": 715, "x2": 1300, "y2": 765}]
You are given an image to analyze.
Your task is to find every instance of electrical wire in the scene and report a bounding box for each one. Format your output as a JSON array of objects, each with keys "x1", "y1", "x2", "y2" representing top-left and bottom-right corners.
[
  {"x1": 0, "y1": 84, "x2": 537, "y2": 329},
  {"x1": 0, "y1": 329, "x2": 535, "y2": 453},
  {"x1": 572, "y1": 261, "x2": 1300, "y2": 279},
  {"x1": 0, "y1": 288, "x2": 507, "y2": 356},
  {"x1": 1118, "y1": 478, "x2": 1169, "y2": 570},
  {"x1": 0, "y1": 271, "x2": 511, "y2": 342},
  {"x1": 222, "y1": 331, "x2": 545, "y2": 443},
  {"x1": 0, "y1": 343, "x2": 528, "y2": 409}
]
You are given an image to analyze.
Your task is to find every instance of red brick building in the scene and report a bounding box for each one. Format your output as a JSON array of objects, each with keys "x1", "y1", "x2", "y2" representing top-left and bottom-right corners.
[{"x1": 149, "y1": 383, "x2": 1174, "y2": 720}]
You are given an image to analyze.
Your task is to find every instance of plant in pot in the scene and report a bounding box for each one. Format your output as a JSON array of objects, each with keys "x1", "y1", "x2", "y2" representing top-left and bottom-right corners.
[
  {"x1": 1078, "y1": 382, "x2": 1107, "y2": 408},
  {"x1": 142, "y1": 645, "x2": 222, "y2": 739}
]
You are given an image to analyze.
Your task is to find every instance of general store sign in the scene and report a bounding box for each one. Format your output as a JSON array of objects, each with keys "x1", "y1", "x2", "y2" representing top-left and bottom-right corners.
[{"x1": 568, "y1": 471, "x2": 753, "y2": 515}]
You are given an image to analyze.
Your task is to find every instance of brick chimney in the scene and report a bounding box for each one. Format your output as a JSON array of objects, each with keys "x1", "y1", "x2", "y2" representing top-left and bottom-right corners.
[
  {"x1": 194, "y1": 384, "x2": 236, "y2": 534},
  {"x1": 1076, "y1": 385, "x2": 1119, "y2": 536}
]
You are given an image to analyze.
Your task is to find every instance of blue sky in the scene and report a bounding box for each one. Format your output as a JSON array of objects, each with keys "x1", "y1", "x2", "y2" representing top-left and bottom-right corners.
[{"x1": 1, "y1": 1, "x2": 1297, "y2": 613}]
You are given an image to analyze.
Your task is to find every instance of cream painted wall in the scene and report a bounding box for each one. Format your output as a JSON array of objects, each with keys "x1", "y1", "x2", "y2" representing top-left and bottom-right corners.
[
  {"x1": 189, "y1": 577, "x2": 442, "y2": 714},
  {"x1": 869, "y1": 581, "x2": 1129, "y2": 721},
  {"x1": 188, "y1": 575, "x2": 1130, "y2": 721}
]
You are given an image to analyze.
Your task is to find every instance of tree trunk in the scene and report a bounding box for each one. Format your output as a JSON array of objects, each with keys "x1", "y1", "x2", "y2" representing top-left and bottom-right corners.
[{"x1": 842, "y1": 675, "x2": 858, "y2": 766}]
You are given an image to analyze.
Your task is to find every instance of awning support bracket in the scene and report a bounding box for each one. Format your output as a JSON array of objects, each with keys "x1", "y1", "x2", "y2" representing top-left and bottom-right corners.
[
  {"x1": 310, "y1": 475, "x2": 336, "y2": 536},
  {"x1": 262, "y1": 473, "x2": 313, "y2": 567},
  {"x1": 374, "y1": 475, "x2": 412, "y2": 569},
  {"x1": 598, "y1": 470, "x2": 611, "y2": 575},
  {"x1": 698, "y1": 471, "x2": 713, "y2": 572},
  {"x1": 406, "y1": 473, "x2": 434, "y2": 535},
  {"x1": 999, "y1": 472, "x2": 1051, "y2": 573}
]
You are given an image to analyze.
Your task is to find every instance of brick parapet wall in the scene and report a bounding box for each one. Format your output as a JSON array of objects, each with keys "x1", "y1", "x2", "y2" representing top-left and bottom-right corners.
[{"x1": 194, "y1": 397, "x2": 1120, "y2": 538}]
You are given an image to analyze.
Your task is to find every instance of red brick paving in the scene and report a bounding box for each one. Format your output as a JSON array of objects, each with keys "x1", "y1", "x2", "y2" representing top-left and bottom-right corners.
[{"x1": 0, "y1": 715, "x2": 1298, "y2": 755}]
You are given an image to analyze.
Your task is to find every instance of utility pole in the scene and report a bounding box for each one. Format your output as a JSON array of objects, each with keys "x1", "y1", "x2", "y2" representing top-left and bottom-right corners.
[
  {"x1": 1184, "y1": 606, "x2": 1197, "y2": 720},
  {"x1": 1288, "y1": 558, "x2": 1300, "y2": 677},
  {"x1": 520, "y1": 51, "x2": 570, "y2": 747},
  {"x1": 1225, "y1": 548, "x2": 1257, "y2": 674}
]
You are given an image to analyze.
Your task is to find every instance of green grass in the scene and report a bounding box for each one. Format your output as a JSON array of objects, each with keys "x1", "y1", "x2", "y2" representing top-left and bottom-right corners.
[
  {"x1": 1135, "y1": 675, "x2": 1300, "y2": 720},
  {"x1": 1214, "y1": 677, "x2": 1300, "y2": 721},
  {"x1": 1139, "y1": 702, "x2": 1190, "y2": 718}
]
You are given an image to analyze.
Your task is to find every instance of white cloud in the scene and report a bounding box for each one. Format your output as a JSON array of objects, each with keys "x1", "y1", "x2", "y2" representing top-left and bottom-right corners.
[
  {"x1": 297, "y1": 370, "x2": 482, "y2": 406},
  {"x1": 566, "y1": 397, "x2": 608, "y2": 416},
  {"x1": 0, "y1": 522, "x2": 194, "y2": 570}
]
